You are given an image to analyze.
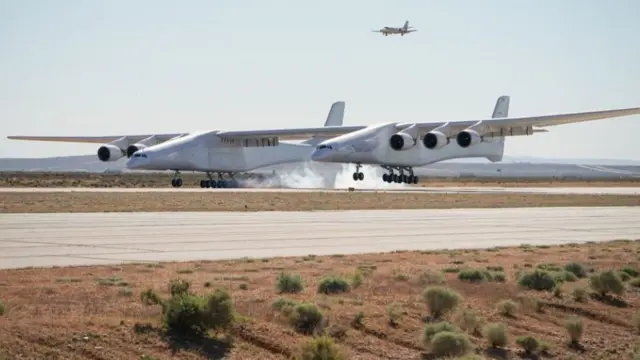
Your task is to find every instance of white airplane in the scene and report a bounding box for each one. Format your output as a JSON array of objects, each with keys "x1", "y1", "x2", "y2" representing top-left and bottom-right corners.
[
  {"x1": 7, "y1": 101, "x2": 356, "y2": 188},
  {"x1": 299, "y1": 95, "x2": 640, "y2": 184},
  {"x1": 372, "y1": 20, "x2": 417, "y2": 36}
]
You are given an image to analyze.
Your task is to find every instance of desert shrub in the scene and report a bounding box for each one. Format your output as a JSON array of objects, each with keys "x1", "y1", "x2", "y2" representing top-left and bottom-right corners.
[
  {"x1": 496, "y1": 299, "x2": 518, "y2": 318},
  {"x1": 516, "y1": 335, "x2": 539, "y2": 353},
  {"x1": 168, "y1": 279, "x2": 191, "y2": 297},
  {"x1": 572, "y1": 287, "x2": 588, "y2": 302},
  {"x1": 632, "y1": 312, "x2": 640, "y2": 334},
  {"x1": 589, "y1": 270, "x2": 625, "y2": 296},
  {"x1": 564, "y1": 262, "x2": 587, "y2": 278},
  {"x1": 634, "y1": 353, "x2": 640, "y2": 360},
  {"x1": 386, "y1": 303, "x2": 401, "y2": 326},
  {"x1": 420, "y1": 270, "x2": 446, "y2": 285},
  {"x1": 429, "y1": 331, "x2": 473, "y2": 358},
  {"x1": 553, "y1": 285, "x2": 563, "y2": 298},
  {"x1": 490, "y1": 272, "x2": 506, "y2": 282},
  {"x1": 422, "y1": 286, "x2": 462, "y2": 319},
  {"x1": 297, "y1": 335, "x2": 344, "y2": 360},
  {"x1": 0, "y1": 300, "x2": 4, "y2": 316},
  {"x1": 272, "y1": 297, "x2": 298, "y2": 312},
  {"x1": 618, "y1": 271, "x2": 632, "y2": 282},
  {"x1": 518, "y1": 270, "x2": 556, "y2": 291},
  {"x1": 519, "y1": 296, "x2": 543, "y2": 313},
  {"x1": 620, "y1": 266, "x2": 640, "y2": 277},
  {"x1": 163, "y1": 293, "x2": 207, "y2": 336},
  {"x1": 201, "y1": 288, "x2": 234, "y2": 331},
  {"x1": 554, "y1": 271, "x2": 578, "y2": 283},
  {"x1": 290, "y1": 303, "x2": 324, "y2": 335},
  {"x1": 564, "y1": 316, "x2": 583, "y2": 345},
  {"x1": 486, "y1": 266, "x2": 504, "y2": 272},
  {"x1": 458, "y1": 269, "x2": 488, "y2": 283},
  {"x1": 630, "y1": 278, "x2": 640, "y2": 288},
  {"x1": 351, "y1": 311, "x2": 364, "y2": 328},
  {"x1": 537, "y1": 263, "x2": 562, "y2": 272},
  {"x1": 484, "y1": 323, "x2": 508, "y2": 348},
  {"x1": 351, "y1": 270, "x2": 364, "y2": 288},
  {"x1": 423, "y1": 321, "x2": 461, "y2": 344},
  {"x1": 454, "y1": 307, "x2": 485, "y2": 335},
  {"x1": 276, "y1": 272, "x2": 304, "y2": 294},
  {"x1": 140, "y1": 288, "x2": 164, "y2": 307},
  {"x1": 317, "y1": 276, "x2": 350, "y2": 294}
]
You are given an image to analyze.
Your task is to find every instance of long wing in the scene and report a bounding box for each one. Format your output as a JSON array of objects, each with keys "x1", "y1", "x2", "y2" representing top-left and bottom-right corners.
[
  {"x1": 216, "y1": 125, "x2": 367, "y2": 141},
  {"x1": 6, "y1": 133, "x2": 185, "y2": 144},
  {"x1": 398, "y1": 106, "x2": 640, "y2": 136}
]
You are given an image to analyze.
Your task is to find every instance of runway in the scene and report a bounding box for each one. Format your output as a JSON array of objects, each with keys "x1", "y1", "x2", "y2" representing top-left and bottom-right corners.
[
  {"x1": 1, "y1": 206, "x2": 638, "y2": 269},
  {"x1": 1, "y1": 186, "x2": 640, "y2": 195}
]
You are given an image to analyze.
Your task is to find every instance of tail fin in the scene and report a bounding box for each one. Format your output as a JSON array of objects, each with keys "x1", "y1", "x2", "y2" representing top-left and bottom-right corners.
[
  {"x1": 324, "y1": 101, "x2": 345, "y2": 127},
  {"x1": 491, "y1": 95, "x2": 510, "y2": 118},
  {"x1": 403, "y1": 20, "x2": 409, "y2": 30},
  {"x1": 486, "y1": 95, "x2": 509, "y2": 162}
]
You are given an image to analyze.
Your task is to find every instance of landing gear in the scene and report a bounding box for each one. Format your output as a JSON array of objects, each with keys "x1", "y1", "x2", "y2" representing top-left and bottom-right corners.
[
  {"x1": 352, "y1": 163, "x2": 364, "y2": 181},
  {"x1": 381, "y1": 166, "x2": 419, "y2": 184},
  {"x1": 171, "y1": 171, "x2": 183, "y2": 187},
  {"x1": 199, "y1": 172, "x2": 239, "y2": 189}
]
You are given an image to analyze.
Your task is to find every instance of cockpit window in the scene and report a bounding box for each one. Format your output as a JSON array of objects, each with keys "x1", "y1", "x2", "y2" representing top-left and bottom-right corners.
[
  {"x1": 133, "y1": 153, "x2": 148, "y2": 158},
  {"x1": 316, "y1": 144, "x2": 333, "y2": 150}
]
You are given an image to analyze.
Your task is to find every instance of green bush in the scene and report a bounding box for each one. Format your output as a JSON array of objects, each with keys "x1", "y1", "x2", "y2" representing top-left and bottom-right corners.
[
  {"x1": 484, "y1": 323, "x2": 508, "y2": 348},
  {"x1": 430, "y1": 331, "x2": 473, "y2": 358},
  {"x1": 163, "y1": 293, "x2": 207, "y2": 336},
  {"x1": 454, "y1": 307, "x2": 485, "y2": 335},
  {"x1": 0, "y1": 300, "x2": 5, "y2": 316},
  {"x1": 496, "y1": 299, "x2": 518, "y2": 317},
  {"x1": 572, "y1": 287, "x2": 588, "y2": 303},
  {"x1": 420, "y1": 270, "x2": 446, "y2": 285},
  {"x1": 618, "y1": 271, "x2": 632, "y2": 282},
  {"x1": 201, "y1": 288, "x2": 234, "y2": 331},
  {"x1": 297, "y1": 335, "x2": 344, "y2": 360},
  {"x1": 422, "y1": 321, "x2": 461, "y2": 345},
  {"x1": 553, "y1": 271, "x2": 578, "y2": 283},
  {"x1": 317, "y1": 276, "x2": 350, "y2": 294},
  {"x1": 140, "y1": 289, "x2": 164, "y2": 307},
  {"x1": 457, "y1": 269, "x2": 488, "y2": 283},
  {"x1": 630, "y1": 278, "x2": 640, "y2": 288},
  {"x1": 352, "y1": 311, "x2": 364, "y2": 328},
  {"x1": 632, "y1": 312, "x2": 640, "y2": 334},
  {"x1": 564, "y1": 262, "x2": 587, "y2": 278},
  {"x1": 518, "y1": 270, "x2": 556, "y2": 291},
  {"x1": 290, "y1": 303, "x2": 324, "y2": 335},
  {"x1": 589, "y1": 270, "x2": 625, "y2": 296},
  {"x1": 564, "y1": 316, "x2": 583, "y2": 345},
  {"x1": 620, "y1": 266, "x2": 640, "y2": 277},
  {"x1": 386, "y1": 302, "x2": 401, "y2": 326},
  {"x1": 515, "y1": 335, "x2": 539, "y2": 353},
  {"x1": 422, "y1": 286, "x2": 462, "y2": 319},
  {"x1": 351, "y1": 270, "x2": 364, "y2": 288},
  {"x1": 272, "y1": 297, "x2": 298, "y2": 312},
  {"x1": 168, "y1": 279, "x2": 191, "y2": 297},
  {"x1": 276, "y1": 272, "x2": 304, "y2": 294}
]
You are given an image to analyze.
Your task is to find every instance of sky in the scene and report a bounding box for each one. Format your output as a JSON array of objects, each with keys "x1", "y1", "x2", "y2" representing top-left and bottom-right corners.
[{"x1": 1, "y1": 0, "x2": 639, "y2": 160}]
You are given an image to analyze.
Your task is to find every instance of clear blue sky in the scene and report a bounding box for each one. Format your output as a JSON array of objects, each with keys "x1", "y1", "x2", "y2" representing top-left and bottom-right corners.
[{"x1": 1, "y1": 0, "x2": 639, "y2": 160}]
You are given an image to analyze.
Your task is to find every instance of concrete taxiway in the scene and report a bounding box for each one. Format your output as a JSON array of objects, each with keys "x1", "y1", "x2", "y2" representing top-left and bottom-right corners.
[
  {"x1": 1, "y1": 186, "x2": 640, "y2": 195},
  {"x1": 1, "y1": 206, "x2": 638, "y2": 269}
]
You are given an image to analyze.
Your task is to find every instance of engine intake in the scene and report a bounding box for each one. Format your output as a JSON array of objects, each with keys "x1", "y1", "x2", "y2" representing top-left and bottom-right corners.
[
  {"x1": 97, "y1": 144, "x2": 125, "y2": 162},
  {"x1": 389, "y1": 133, "x2": 415, "y2": 151},
  {"x1": 456, "y1": 130, "x2": 482, "y2": 148},
  {"x1": 126, "y1": 144, "x2": 147, "y2": 158},
  {"x1": 423, "y1": 131, "x2": 449, "y2": 149}
]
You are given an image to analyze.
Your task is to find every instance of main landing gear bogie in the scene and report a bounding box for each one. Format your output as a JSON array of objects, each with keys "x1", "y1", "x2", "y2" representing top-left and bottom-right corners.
[
  {"x1": 381, "y1": 165, "x2": 419, "y2": 184},
  {"x1": 199, "y1": 171, "x2": 239, "y2": 189}
]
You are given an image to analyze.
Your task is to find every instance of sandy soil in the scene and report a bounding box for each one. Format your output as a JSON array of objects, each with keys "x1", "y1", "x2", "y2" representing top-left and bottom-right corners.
[
  {"x1": 2, "y1": 171, "x2": 640, "y2": 188},
  {"x1": 1, "y1": 240, "x2": 639, "y2": 359},
  {"x1": 1, "y1": 192, "x2": 639, "y2": 213}
]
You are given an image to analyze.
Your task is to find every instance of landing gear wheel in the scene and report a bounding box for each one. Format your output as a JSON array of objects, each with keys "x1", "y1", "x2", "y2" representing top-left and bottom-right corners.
[
  {"x1": 171, "y1": 178, "x2": 183, "y2": 188},
  {"x1": 352, "y1": 172, "x2": 364, "y2": 181}
]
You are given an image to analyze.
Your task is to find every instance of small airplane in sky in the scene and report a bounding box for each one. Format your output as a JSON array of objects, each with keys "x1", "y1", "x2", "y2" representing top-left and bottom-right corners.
[{"x1": 372, "y1": 20, "x2": 417, "y2": 36}]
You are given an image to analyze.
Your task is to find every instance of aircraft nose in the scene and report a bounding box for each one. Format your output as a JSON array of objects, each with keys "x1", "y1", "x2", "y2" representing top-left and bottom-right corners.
[{"x1": 125, "y1": 152, "x2": 150, "y2": 169}]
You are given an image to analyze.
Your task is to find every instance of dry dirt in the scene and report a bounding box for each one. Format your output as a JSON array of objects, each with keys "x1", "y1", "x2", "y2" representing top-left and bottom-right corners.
[
  {"x1": 1, "y1": 191, "x2": 640, "y2": 213},
  {"x1": 1, "y1": 240, "x2": 640, "y2": 360},
  {"x1": 2, "y1": 171, "x2": 640, "y2": 188}
]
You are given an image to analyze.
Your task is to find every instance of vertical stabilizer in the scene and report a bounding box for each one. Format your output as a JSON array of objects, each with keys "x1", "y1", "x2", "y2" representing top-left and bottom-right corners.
[
  {"x1": 492, "y1": 95, "x2": 510, "y2": 118},
  {"x1": 486, "y1": 95, "x2": 509, "y2": 162},
  {"x1": 403, "y1": 21, "x2": 409, "y2": 30},
  {"x1": 324, "y1": 101, "x2": 345, "y2": 127}
]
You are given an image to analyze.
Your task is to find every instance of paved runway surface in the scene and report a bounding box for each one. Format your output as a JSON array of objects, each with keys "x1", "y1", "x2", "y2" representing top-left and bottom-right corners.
[
  {"x1": 1, "y1": 206, "x2": 638, "y2": 269},
  {"x1": 1, "y1": 186, "x2": 640, "y2": 195}
]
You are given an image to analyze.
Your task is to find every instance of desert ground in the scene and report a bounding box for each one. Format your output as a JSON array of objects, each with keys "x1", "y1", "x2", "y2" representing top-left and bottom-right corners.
[
  {"x1": 1, "y1": 239, "x2": 639, "y2": 359},
  {"x1": 2, "y1": 171, "x2": 640, "y2": 188},
  {"x1": 1, "y1": 191, "x2": 640, "y2": 213}
]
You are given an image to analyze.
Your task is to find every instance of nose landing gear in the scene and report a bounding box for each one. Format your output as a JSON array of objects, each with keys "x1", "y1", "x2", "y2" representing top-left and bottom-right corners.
[
  {"x1": 352, "y1": 163, "x2": 364, "y2": 181},
  {"x1": 171, "y1": 171, "x2": 183, "y2": 187}
]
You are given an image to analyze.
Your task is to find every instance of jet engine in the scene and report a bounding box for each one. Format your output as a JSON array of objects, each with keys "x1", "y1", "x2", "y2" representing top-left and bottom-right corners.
[
  {"x1": 389, "y1": 132, "x2": 416, "y2": 151},
  {"x1": 126, "y1": 143, "x2": 147, "y2": 158},
  {"x1": 97, "y1": 144, "x2": 125, "y2": 162},
  {"x1": 422, "y1": 131, "x2": 449, "y2": 149},
  {"x1": 456, "y1": 130, "x2": 483, "y2": 148}
]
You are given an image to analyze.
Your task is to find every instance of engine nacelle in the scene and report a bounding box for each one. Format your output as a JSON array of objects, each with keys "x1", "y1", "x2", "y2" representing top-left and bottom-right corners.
[
  {"x1": 126, "y1": 143, "x2": 148, "y2": 158},
  {"x1": 97, "y1": 144, "x2": 125, "y2": 162},
  {"x1": 389, "y1": 132, "x2": 416, "y2": 151},
  {"x1": 422, "y1": 131, "x2": 449, "y2": 149},
  {"x1": 456, "y1": 130, "x2": 482, "y2": 148}
]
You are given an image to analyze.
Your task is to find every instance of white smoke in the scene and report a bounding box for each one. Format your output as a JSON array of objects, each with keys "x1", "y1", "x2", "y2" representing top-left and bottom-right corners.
[{"x1": 239, "y1": 162, "x2": 409, "y2": 190}]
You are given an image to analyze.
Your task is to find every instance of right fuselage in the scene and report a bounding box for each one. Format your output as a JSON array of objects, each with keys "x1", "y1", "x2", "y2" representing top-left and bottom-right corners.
[{"x1": 310, "y1": 122, "x2": 505, "y2": 167}]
